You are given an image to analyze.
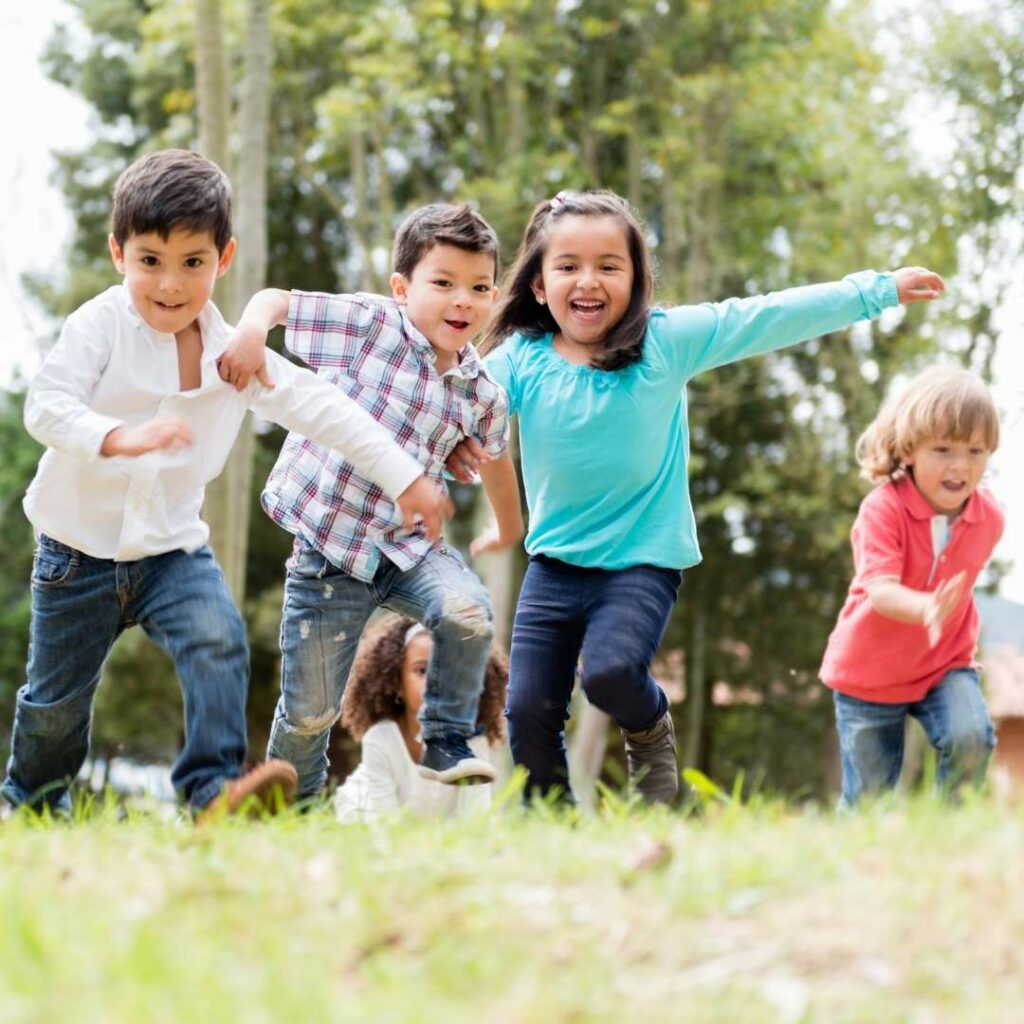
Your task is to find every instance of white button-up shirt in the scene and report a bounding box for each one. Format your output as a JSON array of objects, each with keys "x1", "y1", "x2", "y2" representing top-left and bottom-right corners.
[{"x1": 23, "y1": 285, "x2": 422, "y2": 561}]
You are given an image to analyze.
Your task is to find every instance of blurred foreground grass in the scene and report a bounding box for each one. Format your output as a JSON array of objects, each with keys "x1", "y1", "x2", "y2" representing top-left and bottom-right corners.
[{"x1": 0, "y1": 786, "x2": 1022, "y2": 1023}]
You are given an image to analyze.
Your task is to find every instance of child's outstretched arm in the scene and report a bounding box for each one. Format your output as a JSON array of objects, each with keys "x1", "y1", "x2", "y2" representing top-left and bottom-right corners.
[
  {"x1": 668, "y1": 267, "x2": 945, "y2": 382},
  {"x1": 865, "y1": 571, "x2": 966, "y2": 648},
  {"x1": 470, "y1": 451, "x2": 525, "y2": 557},
  {"x1": 217, "y1": 288, "x2": 291, "y2": 390}
]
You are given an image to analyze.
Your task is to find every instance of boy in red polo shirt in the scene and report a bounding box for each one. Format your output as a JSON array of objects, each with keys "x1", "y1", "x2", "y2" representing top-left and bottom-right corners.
[{"x1": 820, "y1": 366, "x2": 1003, "y2": 807}]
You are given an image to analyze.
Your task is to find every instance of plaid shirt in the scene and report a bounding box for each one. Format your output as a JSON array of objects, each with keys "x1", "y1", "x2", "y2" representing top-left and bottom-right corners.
[{"x1": 262, "y1": 291, "x2": 509, "y2": 582}]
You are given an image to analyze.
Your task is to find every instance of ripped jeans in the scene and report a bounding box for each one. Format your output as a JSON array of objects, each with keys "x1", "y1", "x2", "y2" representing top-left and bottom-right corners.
[{"x1": 267, "y1": 540, "x2": 494, "y2": 798}]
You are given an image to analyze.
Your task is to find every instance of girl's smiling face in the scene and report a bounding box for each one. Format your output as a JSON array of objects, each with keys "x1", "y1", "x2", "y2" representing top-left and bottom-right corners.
[
  {"x1": 905, "y1": 431, "x2": 991, "y2": 514},
  {"x1": 531, "y1": 214, "x2": 634, "y2": 362},
  {"x1": 399, "y1": 632, "x2": 433, "y2": 720}
]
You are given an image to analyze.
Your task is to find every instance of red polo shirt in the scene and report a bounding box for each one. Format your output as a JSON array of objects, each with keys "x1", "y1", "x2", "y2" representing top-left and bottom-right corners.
[{"x1": 820, "y1": 476, "x2": 1004, "y2": 703}]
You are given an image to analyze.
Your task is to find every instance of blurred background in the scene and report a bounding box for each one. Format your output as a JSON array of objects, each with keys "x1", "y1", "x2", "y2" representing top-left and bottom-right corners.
[{"x1": 1, "y1": 0, "x2": 1023, "y2": 802}]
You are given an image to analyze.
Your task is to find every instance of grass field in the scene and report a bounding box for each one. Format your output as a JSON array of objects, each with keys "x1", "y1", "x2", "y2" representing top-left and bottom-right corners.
[{"x1": 1, "y1": 784, "x2": 1022, "y2": 1023}]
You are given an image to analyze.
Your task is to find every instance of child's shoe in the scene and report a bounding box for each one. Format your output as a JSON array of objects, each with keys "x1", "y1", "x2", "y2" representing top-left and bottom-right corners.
[
  {"x1": 419, "y1": 734, "x2": 497, "y2": 785},
  {"x1": 623, "y1": 712, "x2": 679, "y2": 805},
  {"x1": 196, "y1": 759, "x2": 298, "y2": 823}
]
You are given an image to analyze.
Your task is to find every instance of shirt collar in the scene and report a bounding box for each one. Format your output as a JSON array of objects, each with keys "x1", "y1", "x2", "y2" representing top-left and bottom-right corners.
[
  {"x1": 895, "y1": 472, "x2": 983, "y2": 524},
  {"x1": 396, "y1": 305, "x2": 480, "y2": 379},
  {"x1": 117, "y1": 283, "x2": 231, "y2": 365}
]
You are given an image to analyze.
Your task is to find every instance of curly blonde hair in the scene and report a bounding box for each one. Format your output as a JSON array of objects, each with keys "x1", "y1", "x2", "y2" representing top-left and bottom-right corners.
[
  {"x1": 856, "y1": 366, "x2": 999, "y2": 484},
  {"x1": 341, "y1": 614, "x2": 508, "y2": 744}
]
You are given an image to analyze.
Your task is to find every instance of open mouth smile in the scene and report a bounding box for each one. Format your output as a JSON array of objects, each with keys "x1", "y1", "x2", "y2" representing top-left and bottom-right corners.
[
  {"x1": 444, "y1": 319, "x2": 470, "y2": 331},
  {"x1": 569, "y1": 299, "x2": 605, "y2": 317}
]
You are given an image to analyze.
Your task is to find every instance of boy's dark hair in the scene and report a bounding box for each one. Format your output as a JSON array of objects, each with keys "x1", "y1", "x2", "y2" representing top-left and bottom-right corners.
[
  {"x1": 341, "y1": 614, "x2": 508, "y2": 745},
  {"x1": 111, "y1": 149, "x2": 233, "y2": 253},
  {"x1": 392, "y1": 203, "x2": 500, "y2": 279},
  {"x1": 480, "y1": 190, "x2": 654, "y2": 372}
]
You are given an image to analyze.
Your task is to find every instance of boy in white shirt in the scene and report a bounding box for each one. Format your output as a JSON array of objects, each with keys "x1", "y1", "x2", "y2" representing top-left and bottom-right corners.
[{"x1": 4, "y1": 149, "x2": 448, "y2": 818}]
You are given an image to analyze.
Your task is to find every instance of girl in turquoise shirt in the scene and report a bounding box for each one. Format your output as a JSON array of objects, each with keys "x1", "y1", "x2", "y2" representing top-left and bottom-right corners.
[{"x1": 466, "y1": 189, "x2": 944, "y2": 805}]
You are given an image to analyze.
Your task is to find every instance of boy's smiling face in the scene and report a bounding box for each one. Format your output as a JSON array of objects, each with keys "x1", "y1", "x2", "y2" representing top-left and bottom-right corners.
[
  {"x1": 108, "y1": 227, "x2": 235, "y2": 336},
  {"x1": 389, "y1": 244, "x2": 498, "y2": 371},
  {"x1": 905, "y1": 431, "x2": 991, "y2": 515}
]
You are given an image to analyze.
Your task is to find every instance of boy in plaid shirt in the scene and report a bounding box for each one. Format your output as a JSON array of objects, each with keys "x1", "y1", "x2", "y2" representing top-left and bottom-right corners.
[{"x1": 220, "y1": 204, "x2": 523, "y2": 796}]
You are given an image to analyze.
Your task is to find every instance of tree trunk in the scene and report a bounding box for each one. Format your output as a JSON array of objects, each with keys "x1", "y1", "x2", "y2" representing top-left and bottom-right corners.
[
  {"x1": 195, "y1": 0, "x2": 229, "y2": 169},
  {"x1": 194, "y1": 0, "x2": 271, "y2": 603}
]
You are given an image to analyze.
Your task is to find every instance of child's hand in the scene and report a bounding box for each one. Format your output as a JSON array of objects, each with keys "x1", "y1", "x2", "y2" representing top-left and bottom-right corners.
[
  {"x1": 893, "y1": 267, "x2": 945, "y2": 304},
  {"x1": 101, "y1": 417, "x2": 194, "y2": 457},
  {"x1": 395, "y1": 476, "x2": 453, "y2": 544},
  {"x1": 923, "y1": 571, "x2": 966, "y2": 647},
  {"x1": 469, "y1": 522, "x2": 520, "y2": 558},
  {"x1": 445, "y1": 436, "x2": 492, "y2": 483},
  {"x1": 218, "y1": 319, "x2": 275, "y2": 392}
]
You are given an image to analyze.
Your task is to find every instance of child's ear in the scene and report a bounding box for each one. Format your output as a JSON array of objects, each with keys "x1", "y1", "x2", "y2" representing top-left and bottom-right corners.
[
  {"x1": 108, "y1": 234, "x2": 126, "y2": 274},
  {"x1": 530, "y1": 274, "x2": 547, "y2": 307},
  {"x1": 216, "y1": 237, "x2": 237, "y2": 277},
  {"x1": 390, "y1": 272, "x2": 409, "y2": 304}
]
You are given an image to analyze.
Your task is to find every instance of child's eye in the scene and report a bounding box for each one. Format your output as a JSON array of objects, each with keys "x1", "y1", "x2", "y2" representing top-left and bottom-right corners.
[
  {"x1": 141, "y1": 256, "x2": 159, "y2": 267},
  {"x1": 432, "y1": 279, "x2": 452, "y2": 288},
  {"x1": 474, "y1": 284, "x2": 492, "y2": 293},
  {"x1": 184, "y1": 257, "x2": 204, "y2": 268},
  {"x1": 556, "y1": 263, "x2": 575, "y2": 272},
  {"x1": 601, "y1": 264, "x2": 621, "y2": 273}
]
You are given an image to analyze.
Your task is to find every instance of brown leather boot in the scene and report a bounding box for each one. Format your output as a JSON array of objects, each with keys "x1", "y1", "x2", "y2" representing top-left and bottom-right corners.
[
  {"x1": 196, "y1": 759, "x2": 298, "y2": 824},
  {"x1": 622, "y1": 712, "x2": 679, "y2": 805}
]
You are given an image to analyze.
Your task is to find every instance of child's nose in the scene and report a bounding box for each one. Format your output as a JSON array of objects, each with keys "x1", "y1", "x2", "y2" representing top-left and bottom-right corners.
[{"x1": 158, "y1": 272, "x2": 185, "y2": 293}]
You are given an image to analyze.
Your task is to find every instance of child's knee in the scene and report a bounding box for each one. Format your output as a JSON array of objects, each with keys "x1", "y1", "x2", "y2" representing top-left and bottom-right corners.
[
  {"x1": 431, "y1": 593, "x2": 494, "y2": 643},
  {"x1": 581, "y1": 658, "x2": 644, "y2": 709},
  {"x1": 946, "y1": 718, "x2": 996, "y2": 764}
]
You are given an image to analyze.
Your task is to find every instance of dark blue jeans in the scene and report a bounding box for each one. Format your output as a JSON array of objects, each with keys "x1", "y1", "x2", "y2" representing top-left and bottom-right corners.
[
  {"x1": 506, "y1": 555, "x2": 682, "y2": 800},
  {"x1": 833, "y1": 668, "x2": 995, "y2": 808},
  {"x1": 2, "y1": 535, "x2": 249, "y2": 812}
]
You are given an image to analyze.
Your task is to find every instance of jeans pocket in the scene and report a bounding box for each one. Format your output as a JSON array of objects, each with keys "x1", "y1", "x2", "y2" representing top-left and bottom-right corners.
[
  {"x1": 32, "y1": 540, "x2": 79, "y2": 589},
  {"x1": 287, "y1": 545, "x2": 330, "y2": 581}
]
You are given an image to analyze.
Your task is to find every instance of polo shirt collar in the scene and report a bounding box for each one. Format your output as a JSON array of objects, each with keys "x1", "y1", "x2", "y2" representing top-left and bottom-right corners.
[{"x1": 895, "y1": 472, "x2": 983, "y2": 524}]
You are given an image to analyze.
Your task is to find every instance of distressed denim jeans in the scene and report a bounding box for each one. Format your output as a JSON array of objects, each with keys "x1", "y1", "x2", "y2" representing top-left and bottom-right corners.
[
  {"x1": 267, "y1": 541, "x2": 494, "y2": 798},
  {"x1": 506, "y1": 554, "x2": 681, "y2": 801},
  {"x1": 833, "y1": 667, "x2": 996, "y2": 808},
  {"x1": 2, "y1": 535, "x2": 249, "y2": 812}
]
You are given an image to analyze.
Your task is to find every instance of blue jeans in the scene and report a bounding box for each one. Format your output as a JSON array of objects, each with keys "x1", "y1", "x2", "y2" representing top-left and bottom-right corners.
[
  {"x1": 833, "y1": 668, "x2": 996, "y2": 808},
  {"x1": 506, "y1": 555, "x2": 681, "y2": 800},
  {"x1": 267, "y1": 541, "x2": 494, "y2": 798},
  {"x1": 2, "y1": 535, "x2": 249, "y2": 812}
]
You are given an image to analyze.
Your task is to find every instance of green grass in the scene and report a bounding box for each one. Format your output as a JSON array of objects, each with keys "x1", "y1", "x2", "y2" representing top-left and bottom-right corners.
[{"x1": 2, "y1": 788, "x2": 1023, "y2": 1023}]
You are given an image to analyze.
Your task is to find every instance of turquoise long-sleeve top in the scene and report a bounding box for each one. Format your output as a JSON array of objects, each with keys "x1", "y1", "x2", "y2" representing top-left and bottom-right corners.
[{"x1": 482, "y1": 270, "x2": 899, "y2": 571}]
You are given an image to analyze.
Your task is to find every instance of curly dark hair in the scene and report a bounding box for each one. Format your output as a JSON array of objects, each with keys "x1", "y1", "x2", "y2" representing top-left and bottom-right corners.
[{"x1": 341, "y1": 614, "x2": 508, "y2": 745}]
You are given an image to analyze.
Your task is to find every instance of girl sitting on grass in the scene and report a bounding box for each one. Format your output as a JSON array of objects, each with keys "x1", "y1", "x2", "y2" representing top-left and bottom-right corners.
[
  {"x1": 334, "y1": 615, "x2": 508, "y2": 821},
  {"x1": 820, "y1": 366, "x2": 1002, "y2": 807}
]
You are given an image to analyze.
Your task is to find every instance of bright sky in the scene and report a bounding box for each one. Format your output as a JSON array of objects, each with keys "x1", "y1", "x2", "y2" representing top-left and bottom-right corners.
[{"x1": 2, "y1": 1, "x2": 1023, "y2": 600}]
